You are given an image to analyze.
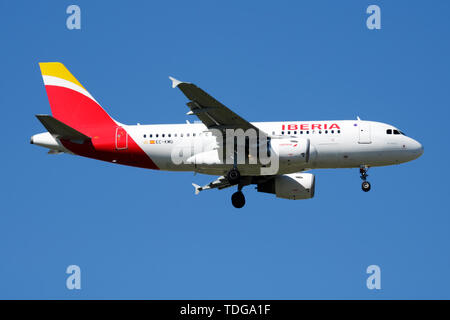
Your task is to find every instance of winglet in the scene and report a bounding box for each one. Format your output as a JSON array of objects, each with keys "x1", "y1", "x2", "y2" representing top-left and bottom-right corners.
[
  {"x1": 192, "y1": 183, "x2": 202, "y2": 195},
  {"x1": 169, "y1": 76, "x2": 183, "y2": 88}
]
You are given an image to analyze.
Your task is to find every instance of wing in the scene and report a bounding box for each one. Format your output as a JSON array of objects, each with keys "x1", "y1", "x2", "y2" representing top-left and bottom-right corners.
[
  {"x1": 192, "y1": 175, "x2": 275, "y2": 195},
  {"x1": 169, "y1": 77, "x2": 268, "y2": 138},
  {"x1": 192, "y1": 176, "x2": 232, "y2": 195}
]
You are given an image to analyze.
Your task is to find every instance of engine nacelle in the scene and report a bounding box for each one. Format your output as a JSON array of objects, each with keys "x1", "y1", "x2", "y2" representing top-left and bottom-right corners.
[
  {"x1": 270, "y1": 138, "x2": 311, "y2": 166},
  {"x1": 257, "y1": 173, "x2": 315, "y2": 200}
]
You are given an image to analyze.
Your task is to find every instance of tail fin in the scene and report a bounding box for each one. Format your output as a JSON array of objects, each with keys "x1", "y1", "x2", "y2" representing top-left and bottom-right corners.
[{"x1": 39, "y1": 62, "x2": 116, "y2": 136}]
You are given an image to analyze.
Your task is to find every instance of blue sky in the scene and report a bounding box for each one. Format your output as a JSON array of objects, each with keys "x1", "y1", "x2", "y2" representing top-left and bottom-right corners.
[{"x1": 1, "y1": 0, "x2": 449, "y2": 299}]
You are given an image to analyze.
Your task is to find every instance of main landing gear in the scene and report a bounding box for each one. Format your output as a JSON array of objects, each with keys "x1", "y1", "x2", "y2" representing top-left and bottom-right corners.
[
  {"x1": 227, "y1": 168, "x2": 241, "y2": 185},
  {"x1": 231, "y1": 190, "x2": 245, "y2": 209},
  {"x1": 360, "y1": 166, "x2": 371, "y2": 192},
  {"x1": 227, "y1": 167, "x2": 246, "y2": 208}
]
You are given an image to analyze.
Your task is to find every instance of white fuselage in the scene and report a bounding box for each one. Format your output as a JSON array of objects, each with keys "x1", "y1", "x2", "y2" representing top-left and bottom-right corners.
[{"x1": 120, "y1": 120, "x2": 423, "y2": 176}]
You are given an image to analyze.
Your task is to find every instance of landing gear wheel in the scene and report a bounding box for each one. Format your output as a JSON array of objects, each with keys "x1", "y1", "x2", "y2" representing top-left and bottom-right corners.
[
  {"x1": 227, "y1": 168, "x2": 241, "y2": 185},
  {"x1": 362, "y1": 181, "x2": 371, "y2": 192},
  {"x1": 231, "y1": 191, "x2": 245, "y2": 208},
  {"x1": 359, "y1": 166, "x2": 371, "y2": 192}
]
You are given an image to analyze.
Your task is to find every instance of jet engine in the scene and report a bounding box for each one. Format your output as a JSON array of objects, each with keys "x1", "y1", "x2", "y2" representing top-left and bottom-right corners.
[{"x1": 257, "y1": 173, "x2": 315, "y2": 200}]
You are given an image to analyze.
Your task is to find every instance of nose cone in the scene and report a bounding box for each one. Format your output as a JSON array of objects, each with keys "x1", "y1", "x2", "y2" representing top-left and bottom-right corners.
[{"x1": 410, "y1": 139, "x2": 424, "y2": 159}]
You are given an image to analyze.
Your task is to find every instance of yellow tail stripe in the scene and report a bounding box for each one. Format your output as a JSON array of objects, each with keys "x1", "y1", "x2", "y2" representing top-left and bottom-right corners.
[{"x1": 39, "y1": 62, "x2": 85, "y2": 89}]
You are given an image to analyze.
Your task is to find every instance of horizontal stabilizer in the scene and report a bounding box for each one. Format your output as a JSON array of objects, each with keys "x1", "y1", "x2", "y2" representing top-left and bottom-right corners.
[{"x1": 35, "y1": 114, "x2": 90, "y2": 142}]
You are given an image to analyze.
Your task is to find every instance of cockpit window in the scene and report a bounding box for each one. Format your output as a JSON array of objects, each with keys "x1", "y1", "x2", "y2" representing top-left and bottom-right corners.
[{"x1": 387, "y1": 128, "x2": 406, "y2": 135}]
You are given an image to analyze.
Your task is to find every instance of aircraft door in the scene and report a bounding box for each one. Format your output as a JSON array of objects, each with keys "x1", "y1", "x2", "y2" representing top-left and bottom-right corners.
[
  {"x1": 115, "y1": 126, "x2": 128, "y2": 150},
  {"x1": 358, "y1": 122, "x2": 372, "y2": 144}
]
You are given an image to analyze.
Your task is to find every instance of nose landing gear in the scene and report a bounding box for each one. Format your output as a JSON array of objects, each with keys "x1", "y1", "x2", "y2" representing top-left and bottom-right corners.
[
  {"x1": 362, "y1": 181, "x2": 371, "y2": 192},
  {"x1": 360, "y1": 166, "x2": 371, "y2": 192}
]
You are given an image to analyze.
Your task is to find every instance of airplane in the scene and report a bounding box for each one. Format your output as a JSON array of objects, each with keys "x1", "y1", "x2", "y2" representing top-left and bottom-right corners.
[{"x1": 31, "y1": 62, "x2": 424, "y2": 208}]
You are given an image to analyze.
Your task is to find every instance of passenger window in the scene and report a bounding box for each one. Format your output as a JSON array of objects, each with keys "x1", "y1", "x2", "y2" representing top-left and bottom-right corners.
[
  {"x1": 181, "y1": 133, "x2": 183, "y2": 137},
  {"x1": 300, "y1": 131, "x2": 303, "y2": 134},
  {"x1": 306, "y1": 131, "x2": 309, "y2": 134},
  {"x1": 174, "y1": 134, "x2": 177, "y2": 137},
  {"x1": 187, "y1": 133, "x2": 190, "y2": 137},
  {"x1": 386, "y1": 129, "x2": 392, "y2": 134},
  {"x1": 193, "y1": 133, "x2": 196, "y2": 137},
  {"x1": 325, "y1": 130, "x2": 328, "y2": 134},
  {"x1": 294, "y1": 131, "x2": 297, "y2": 135},
  {"x1": 143, "y1": 134, "x2": 146, "y2": 138},
  {"x1": 162, "y1": 134, "x2": 165, "y2": 137},
  {"x1": 150, "y1": 134, "x2": 152, "y2": 138},
  {"x1": 281, "y1": 131, "x2": 284, "y2": 135},
  {"x1": 338, "y1": 130, "x2": 341, "y2": 134}
]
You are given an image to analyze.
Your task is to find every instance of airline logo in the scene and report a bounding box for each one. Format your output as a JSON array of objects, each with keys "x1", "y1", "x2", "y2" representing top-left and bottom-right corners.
[
  {"x1": 40, "y1": 62, "x2": 99, "y2": 105},
  {"x1": 38, "y1": 62, "x2": 111, "y2": 134},
  {"x1": 281, "y1": 123, "x2": 341, "y2": 130}
]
